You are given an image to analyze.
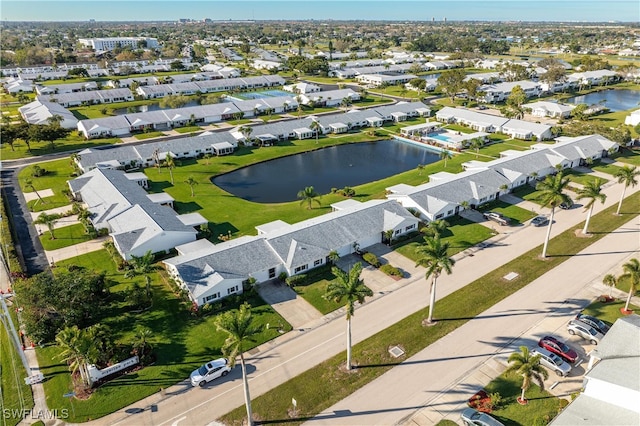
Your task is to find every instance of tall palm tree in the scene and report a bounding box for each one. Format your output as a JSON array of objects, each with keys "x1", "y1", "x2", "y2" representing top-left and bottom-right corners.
[
  {"x1": 185, "y1": 176, "x2": 198, "y2": 197},
  {"x1": 469, "y1": 138, "x2": 483, "y2": 158},
  {"x1": 613, "y1": 165, "x2": 640, "y2": 215},
  {"x1": 415, "y1": 235, "x2": 455, "y2": 324},
  {"x1": 536, "y1": 172, "x2": 572, "y2": 258},
  {"x1": 239, "y1": 125, "x2": 253, "y2": 145},
  {"x1": 325, "y1": 262, "x2": 372, "y2": 370},
  {"x1": 24, "y1": 178, "x2": 45, "y2": 205},
  {"x1": 35, "y1": 212, "x2": 61, "y2": 239},
  {"x1": 131, "y1": 326, "x2": 154, "y2": 362},
  {"x1": 164, "y1": 153, "x2": 175, "y2": 184},
  {"x1": 309, "y1": 120, "x2": 322, "y2": 143},
  {"x1": 124, "y1": 250, "x2": 156, "y2": 278},
  {"x1": 506, "y1": 346, "x2": 549, "y2": 404},
  {"x1": 621, "y1": 258, "x2": 640, "y2": 314},
  {"x1": 576, "y1": 178, "x2": 607, "y2": 235},
  {"x1": 439, "y1": 150, "x2": 453, "y2": 167},
  {"x1": 423, "y1": 219, "x2": 449, "y2": 239},
  {"x1": 56, "y1": 325, "x2": 93, "y2": 387},
  {"x1": 297, "y1": 186, "x2": 321, "y2": 210},
  {"x1": 215, "y1": 303, "x2": 261, "y2": 426}
]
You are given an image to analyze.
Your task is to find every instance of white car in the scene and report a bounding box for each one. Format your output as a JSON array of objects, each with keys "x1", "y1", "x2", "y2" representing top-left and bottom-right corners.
[
  {"x1": 460, "y1": 408, "x2": 504, "y2": 426},
  {"x1": 190, "y1": 358, "x2": 231, "y2": 387},
  {"x1": 567, "y1": 319, "x2": 604, "y2": 345},
  {"x1": 531, "y1": 347, "x2": 571, "y2": 377}
]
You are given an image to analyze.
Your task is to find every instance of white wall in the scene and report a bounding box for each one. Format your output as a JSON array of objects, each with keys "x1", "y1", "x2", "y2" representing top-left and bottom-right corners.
[
  {"x1": 125, "y1": 231, "x2": 196, "y2": 260},
  {"x1": 584, "y1": 377, "x2": 640, "y2": 413}
]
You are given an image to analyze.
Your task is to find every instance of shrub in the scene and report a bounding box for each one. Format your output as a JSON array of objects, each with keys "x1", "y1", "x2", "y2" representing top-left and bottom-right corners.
[
  {"x1": 32, "y1": 165, "x2": 46, "y2": 177},
  {"x1": 380, "y1": 264, "x2": 402, "y2": 277},
  {"x1": 362, "y1": 252, "x2": 381, "y2": 268},
  {"x1": 286, "y1": 274, "x2": 307, "y2": 287},
  {"x1": 278, "y1": 272, "x2": 288, "y2": 282}
]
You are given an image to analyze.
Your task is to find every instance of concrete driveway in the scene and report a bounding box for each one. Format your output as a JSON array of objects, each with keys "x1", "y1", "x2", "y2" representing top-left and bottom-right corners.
[{"x1": 256, "y1": 280, "x2": 323, "y2": 330}]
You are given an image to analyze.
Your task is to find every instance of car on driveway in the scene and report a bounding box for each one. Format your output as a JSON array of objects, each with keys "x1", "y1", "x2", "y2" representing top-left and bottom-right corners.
[
  {"x1": 483, "y1": 211, "x2": 511, "y2": 226},
  {"x1": 538, "y1": 335, "x2": 579, "y2": 364},
  {"x1": 575, "y1": 313, "x2": 610, "y2": 335},
  {"x1": 567, "y1": 319, "x2": 605, "y2": 345},
  {"x1": 531, "y1": 215, "x2": 549, "y2": 227},
  {"x1": 531, "y1": 347, "x2": 572, "y2": 377},
  {"x1": 559, "y1": 200, "x2": 573, "y2": 210},
  {"x1": 460, "y1": 408, "x2": 504, "y2": 426},
  {"x1": 190, "y1": 358, "x2": 231, "y2": 387}
]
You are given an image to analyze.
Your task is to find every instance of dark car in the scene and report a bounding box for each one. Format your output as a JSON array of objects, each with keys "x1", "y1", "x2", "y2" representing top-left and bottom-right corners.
[
  {"x1": 531, "y1": 215, "x2": 549, "y2": 227},
  {"x1": 559, "y1": 200, "x2": 573, "y2": 210},
  {"x1": 483, "y1": 211, "x2": 511, "y2": 226},
  {"x1": 538, "y1": 335, "x2": 579, "y2": 364},
  {"x1": 576, "y1": 313, "x2": 610, "y2": 335}
]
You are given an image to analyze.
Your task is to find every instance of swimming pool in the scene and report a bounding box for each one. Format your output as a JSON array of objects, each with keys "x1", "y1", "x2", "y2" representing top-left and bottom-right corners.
[
  {"x1": 235, "y1": 89, "x2": 292, "y2": 100},
  {"x1": 428, "y1": 133, "x2": 451, "y2": 142}
]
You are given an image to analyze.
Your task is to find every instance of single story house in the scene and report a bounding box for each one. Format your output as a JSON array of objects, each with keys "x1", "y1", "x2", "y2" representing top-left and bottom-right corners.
[
  {"x1": 18, "y1": 99, "x2": 78, "y2": 129},
  {"x1": 524, "y1": 101, "x2": 575, "y2": 119}
]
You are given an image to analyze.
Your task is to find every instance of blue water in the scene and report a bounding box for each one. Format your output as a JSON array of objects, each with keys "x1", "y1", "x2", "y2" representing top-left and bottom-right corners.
[
  {"x1": 566, "y1": 89, "x2": 640, "y2": 112},
  {"x1": 236, "y1": 89, "x2": 292, "y2": 100},
  {"x1": 212, "y1": 139, "x2": 439, "y2": 203},
  {"x1": 428, "y1": 133, "x2": 451, "y2": 142}
]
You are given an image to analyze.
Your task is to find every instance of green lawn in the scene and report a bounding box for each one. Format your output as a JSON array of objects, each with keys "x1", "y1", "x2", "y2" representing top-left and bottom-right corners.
[
  {"x1": 36, "y1": 249, "x2": 292, "y2": 423},
  {"x1": 291, "y1": 267, "x2": 343, "y2": 315},
  {"x1": 562, "y1": 169, "x2": 609, "y2": 186},
  {"x1": 476, "y1": 200, "x2": 538, "y2": 225},
  {"x1": 133, "y1": 131, "x2": 166, "y2": 140},
  {"x1": 173, "y1": 126, "x2": 202, "y2": 134},
  {"x1": 443, "y1": 123, "x2": 475, "y2": 134},
  {"x1": 39, "y1": 223, "x2": 93, "y2": 251},
  {"x1": 220, "y1": 190, "x2": 640, "y2": 425},
  {"x1": 1, "y1": 311, "x2": 35, "y2": 426},
  {"x1": 0, "y1": 134, "x2": 119, "y2": 161},
  {"x1": 592, "y1": 163, "x2": 624, "y2": 176},
  {"x1": 482, "y1": 373, "x2": 564, "y2": 426},
  {"x1": 614, "y1": 149, "x2": 640, "y2": 167},
  {"x1": 394, "y1": 217, "x2": 496, "y2": 262},
  {"x1": 581, "y1": 299, "x2": 640, "y2": 327},
  {"x1": 19, "y1": 159, "x2": 76, "y2": 212},
  {"x1": 512, "y1": 184, "x2": 544, "y2": 205}
]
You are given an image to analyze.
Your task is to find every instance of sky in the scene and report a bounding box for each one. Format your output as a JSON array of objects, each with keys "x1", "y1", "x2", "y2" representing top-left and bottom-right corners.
[{"x1": 0, "y1": 0, "x2": 638, "y2": 22}]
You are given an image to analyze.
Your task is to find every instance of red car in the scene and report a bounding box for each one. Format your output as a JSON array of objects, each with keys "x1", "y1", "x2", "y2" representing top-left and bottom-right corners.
[{"x1": 538, "y1": 336, "x2": 578, "y2": 364}]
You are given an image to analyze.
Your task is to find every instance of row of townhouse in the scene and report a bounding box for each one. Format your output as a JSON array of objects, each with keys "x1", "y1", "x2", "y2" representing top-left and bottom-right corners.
[
  {"x1": 35, "y1": 81, "x2": 99, "y2": 95},
  {"x1": 18, "y1": 99, "x2": 79, "y2": 129},
  {"x1": 387, "y1": 134, "x2": 618, "y2": 222},
  {"x1": 76, "y1": 96, "x2": 298, "y2": 139},
  {"x1": 135, "y1": 75, "x2": 286, "y2": 99},
  {"x1": 357, "y1": 73, "x2": 420, "y2": 87},
  {"x1": 164, "y1": 199, "x2": 419, "y2": 307},
  {"x1": 75, "y1": 102, "x2": 431, "y2": 167},
  {"x1": 436, "y1": 107, "x2": 552, "y2": 140},
  {"x1": 479, "y1": 80, "x2": 543, "y2": 103},
  {"x1": 3, "y1": 77, "x2": 34, "y2": 93},
  {"x1": 68, "y1": 168, "x2": 207, "y2": 260},
  {"x1": 37, "y1": 88, "x2": 134, "y2": 107}
]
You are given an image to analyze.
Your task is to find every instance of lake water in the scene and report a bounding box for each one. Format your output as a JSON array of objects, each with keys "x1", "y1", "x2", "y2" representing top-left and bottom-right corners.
[
  {"x1": 212, "y1": 139, "x2": 440, "y2": 203},
  {"x1": 566, "y1": 89, "x2": 640, "y2": 112}
]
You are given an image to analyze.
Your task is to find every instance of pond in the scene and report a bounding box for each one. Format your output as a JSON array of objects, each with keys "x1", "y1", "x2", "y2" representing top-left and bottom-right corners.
[
  {"x1": 113, "y1": 100, "x2": 202, "y2": 114},
  {"x1": 566, "y1": 89, "x2": 640, "y2": 112},
  {"x1": 212, "y1": 139, "x2": 440, "y2": 203}
]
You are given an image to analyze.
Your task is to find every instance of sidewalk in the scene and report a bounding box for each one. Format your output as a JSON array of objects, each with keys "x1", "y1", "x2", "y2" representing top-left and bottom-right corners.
[{"x1": 83, "y1": 174, "x2": 639, "y2": 426}]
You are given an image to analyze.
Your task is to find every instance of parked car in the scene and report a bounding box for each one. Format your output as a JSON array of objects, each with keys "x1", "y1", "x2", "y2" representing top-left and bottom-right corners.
[
  {"x1": 559, "y1": 200, "x2": 573, "y2": 210},
  {"x1": 567, "y1": 319, "x2": 605, "y2": 345},
  {"x1": 538, "y1": 336, "x2": 579, "y2": 364},
  {"x1": 531, "y1": 215, "x2": 549, "y2": 227},
  {"x1": 477, "y1": 105, "x2": 488, "y2": 110},
  {"x1": 531, "y1": 347, "x2": 572, "y2": 377},
  {"x1": 460, "y1": 408, "x2": 505, "y2": 426},
  {"x1": 575, "y1": 313, "x2": 610, "y2": 335},
  {"x1": 190, "y1": 358, "x2": 231, "y2": 387},
  {"x1": 483, "y1": 211, "x2": 511, "y2": 226}
]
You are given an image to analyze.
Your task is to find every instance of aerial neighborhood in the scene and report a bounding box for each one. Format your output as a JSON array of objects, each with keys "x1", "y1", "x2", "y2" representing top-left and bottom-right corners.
[{"x1": 1, "y1": 9, "x2": 639, "y2": 426}]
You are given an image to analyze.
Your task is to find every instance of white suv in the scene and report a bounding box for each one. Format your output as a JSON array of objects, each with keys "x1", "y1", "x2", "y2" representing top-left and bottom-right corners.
[
  {"x1": 190, "y1": 358, "x2": 232, "y2": 387},
  {"x1": 531, "y1": 347, "x2": 571, "y2": 377},
  {"x1": 567, "y1": 319, "x2": 604, "y2": 345}
]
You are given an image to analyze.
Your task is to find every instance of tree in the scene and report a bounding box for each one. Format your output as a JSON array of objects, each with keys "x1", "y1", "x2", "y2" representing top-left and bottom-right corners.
[
  {"x1": 55, "y1": 325, "x2": 92, "y2": 387},
  {"x1": 185, "y1": 176, "x2": 198, "y2": 197},
  {"x1": 238, "y1": 125, "x2": 253, "y2": 144},
  {"x1": 423, "y1": 219, "x2": 449, "y2": 239},
  {"x1": 328, "y1": 250, "x2": 340, "y2": 264},
  {"x1": 439, "y1": 150, "x2": 452, "y2": 167},
  {"x1": 124, "y1": 250, "x2": 156, "y2": 279},
  {"x1": 603, "y1": 273, "x2": 617, "y2": 298},
  {"x1": 621, "y1": 258, "x2": 640, "y2": 314},
  {"x1": 215, "y1": 303, "x2": 261, "y2": 426},
  {"x1": 506, "y1": 346, "x2": 549, "y2": 404},
  {"x1": 297, "y1": 186, "x2": 321, "y2": 209},
  {"x1": 437, "y1": 69, "x2": 466, "y2": 101},
  {"x1": 131, "y1": 326, "x2": 154, "y2": 363},
  {"x1": 613, "y1": 165, "x2": 640, "y2": 215},
  {"x1": 24, "y1": 178, "x2": 45, "y2": 205},
  {"x1": 164, "y1": 153, "x2": 175, "y2": 185},
  {"x1": 310, "y1": 120, "x2": 322, "y2": 143},
  {"x1": 35, "y1": 212, "x2": 60, "y2": 239},
  {"x1": 469, "y1": 138, "x2": 484, "y2": 158},
  {"x1": 325, "y1": 262, "x2": 372, "y2": 370},
  {"x1": 415, "y1": 235, "x2": 455, "y2": 324},
  {"x1": 536, "y1": 172, "x2": 572, "y2": 258},
  {"x1": 505, "y1": 85, "x2": 526, "y2": 119},
  {"x1": 576, "y1": 178, "x2": 606, "y2": 235}
]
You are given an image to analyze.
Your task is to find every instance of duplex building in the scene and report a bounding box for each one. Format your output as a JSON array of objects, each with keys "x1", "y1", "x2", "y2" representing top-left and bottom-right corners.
[
  {"x1": 18, "y1": 99, "x2": 79, "y2": 129},
  {"x1": 37, "y1": 88, "x2": 134, "y2": 107},
  {"x1": 479, "y1": 80, "x2": 542, "y2": 103},
  {"x1": 524, "y1": 101, "x2": 575, "y2": 119},
  {"x1": 35, "y1": 81, "x2": 99, "y2": 95}
]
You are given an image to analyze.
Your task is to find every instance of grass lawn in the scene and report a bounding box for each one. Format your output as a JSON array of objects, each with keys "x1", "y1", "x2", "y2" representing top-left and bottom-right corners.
[
  {"x1": 614, "y1": 149, "x2": 640, "y2": 167},
  {"x1": 39, "y1": 223, "x2": 93, "y2": 251},
  {"x1": 483, "y1": 372, "x2": 563, "y2": 426},
  {"x1": 592, "y1": 162, "x2": 624, "y2": 176},
  {"x1": 562, "y1": 169, "x2": 609, "y2": 186},
  {"x1": 581, "y1": 299, "x2": 640, "y2": 325},
  {"x1": 443, "y1": 123, "x2": 475, "y2": 134},
  {"x1": 0, "y1": 134, "x2": 119, "y2": 161},
  {"x1": 1, "y1": 311, "x2": 35, "y2": 426},
  {"x1": 35, "y1": 249, "x2": 292, "y2": 423},
  {"x1": 512, "y1": 184, "x2": 544, "y2": 205},
  {"x1": 395, "y1": 216, "x2": 497, "y2": 262},
  {"x1": 476, "y1": 200, "x2": 538, "y2": 225},
  {"x1": 368, "y1": 86, "x2": 421, "y2": 99},
  {"x1": 19, "y1": 159, "x2": 76, "y2": 212},
  {"x1": 134, "y1": 131, "x2": 166, "y2": 140},
  {"x1": 291, "y1": 267, "x2": 343, "y2": 315},
  {"x1": 220, "y1": 190, "x2": 640, "y2": 425},
  {"x1": 173, "y1": 126, "x2": 202, "y2": 134}
]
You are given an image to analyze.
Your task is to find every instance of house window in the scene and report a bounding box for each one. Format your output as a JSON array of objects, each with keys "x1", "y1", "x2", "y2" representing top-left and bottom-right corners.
[
  {"x1": 227, "y1": 285, "x2": 238, "y2": 295},
  {"x1": 314, "y1": 259, "x2": 323, "y2": 267},
  {"x1": 435, "y1": 213, "x2": 444, "y2": 219},
  {"x1": 294, "y1": 264, "x2": 308, "y2": 274},
  {"x1": 480, "y1": 197, "x2": 487, "y2": 202},
  {"x1": 405, "y1": 224, "x2": 415, "y2": 231},
  {"x1": 395, "y1": 229, "x2": 401, "y2": 235},
  {"x1": 447, "y1": 210, "x2": 453, "y2": 216},
  {"x1": 204, "y1": 292, "x2": 220, "y2": 303}
]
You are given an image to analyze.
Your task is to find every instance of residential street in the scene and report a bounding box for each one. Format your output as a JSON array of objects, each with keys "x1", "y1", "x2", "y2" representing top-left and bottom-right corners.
[{"x1": 77, "y1": 177, "x2": 640, "y2": 426}]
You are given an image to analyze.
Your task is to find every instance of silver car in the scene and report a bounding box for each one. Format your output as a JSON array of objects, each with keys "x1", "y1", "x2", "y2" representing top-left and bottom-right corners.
[
  {"x1": 531, "y1": 347, "x2": 571, "y2": 377},
  {"x1": 567, "y1": 319, "x2": 605, "y2": 345},
  {"x1": 460, "y1": 408, "x2": 504, "y2": 426}
]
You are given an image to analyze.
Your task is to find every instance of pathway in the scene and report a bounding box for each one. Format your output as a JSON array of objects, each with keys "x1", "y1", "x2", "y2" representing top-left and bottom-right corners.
[
  {"x1": 22, "y1": 188, "x2": 54, "y2": 202},
  {"x1": 43, "y1": 236, "x2": 109, "y2": 264},
  {"x1": 256, "y1": 280, "x2": 323, "y2": 330}
]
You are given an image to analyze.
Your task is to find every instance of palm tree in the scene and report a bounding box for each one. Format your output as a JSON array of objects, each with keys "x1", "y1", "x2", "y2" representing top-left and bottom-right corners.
[
  {"x1": 185, "y1": 176, "x2": 198, "y2": 197},
  {"x1": 239, "y1": 125, "x2": 253, "y2": 145},
  {"x1": 576, "y1": 178, "x2": 607, "y2": 235},
  {"x1": 203, "y1": 153, "x2": 212, "y2": 165},
  {"x1": 124, "y1": 250, "x2": 156, "y2": 278},
  {"x1": 24, "y1": 178, "x2": 45, "y2": 205},
  {"x1": 164, "y1": 153, "x2": 175, "y2": 185},
  {"x1": 613, "y1": 165, "x2": 640, "y2": 215},
  {"x1": 470, "y1": 138, "x2": 484, "y2": 158},
  {"x1": 458, "y1": 200, "x2": 470, "y2": 215},
  {"x1": 423, "y1": 219, "x2": 449, "y2": 239},
  {"x1": 439, "y1": 150, "x2": 453, "y2": 167},
  {"x1": 603, "y1": 273, "x2": 617, "y2": 298},
  {"x1": 325, "y1": 262, "x2": 373, "y2": 370},
  {"x1": 310, "y1": 120, "x2": 322, "y2": 143},
  {"x1": 35, "y1": 212, "x2": 61, "y2": 239},
  {"x1": 297, "y1": 186, "x2": 321, "y2": 210},
  {"x1": 536, "y1": 172, "x2": 572, "y2": 258},
  {"x1": 621, "y1": 258, "x2": 640, "y2": 314},
  {"x1": 415, "y1": 235, "x2": 456, "y2": 324},
  {"x1": 56, "y1": 325, "x2": 93, "y2": 387},
  {"x1": 506, "y1": 346, "x2": 549, "y2": 404},
  {"x1": 328, "y1": 250, "x2": 340, "y2": 264},
  {"x1": 215, "y1": 303, "x2": 261, "y2": 426},
  {"x1": 131, "y1": 326, "x2": 154, "y2": 361}
]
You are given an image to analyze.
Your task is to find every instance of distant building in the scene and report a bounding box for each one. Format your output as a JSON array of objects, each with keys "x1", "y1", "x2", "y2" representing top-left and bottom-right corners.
[{"x1": 78, "y1": 37, "x2": 159, "y2": 52}]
